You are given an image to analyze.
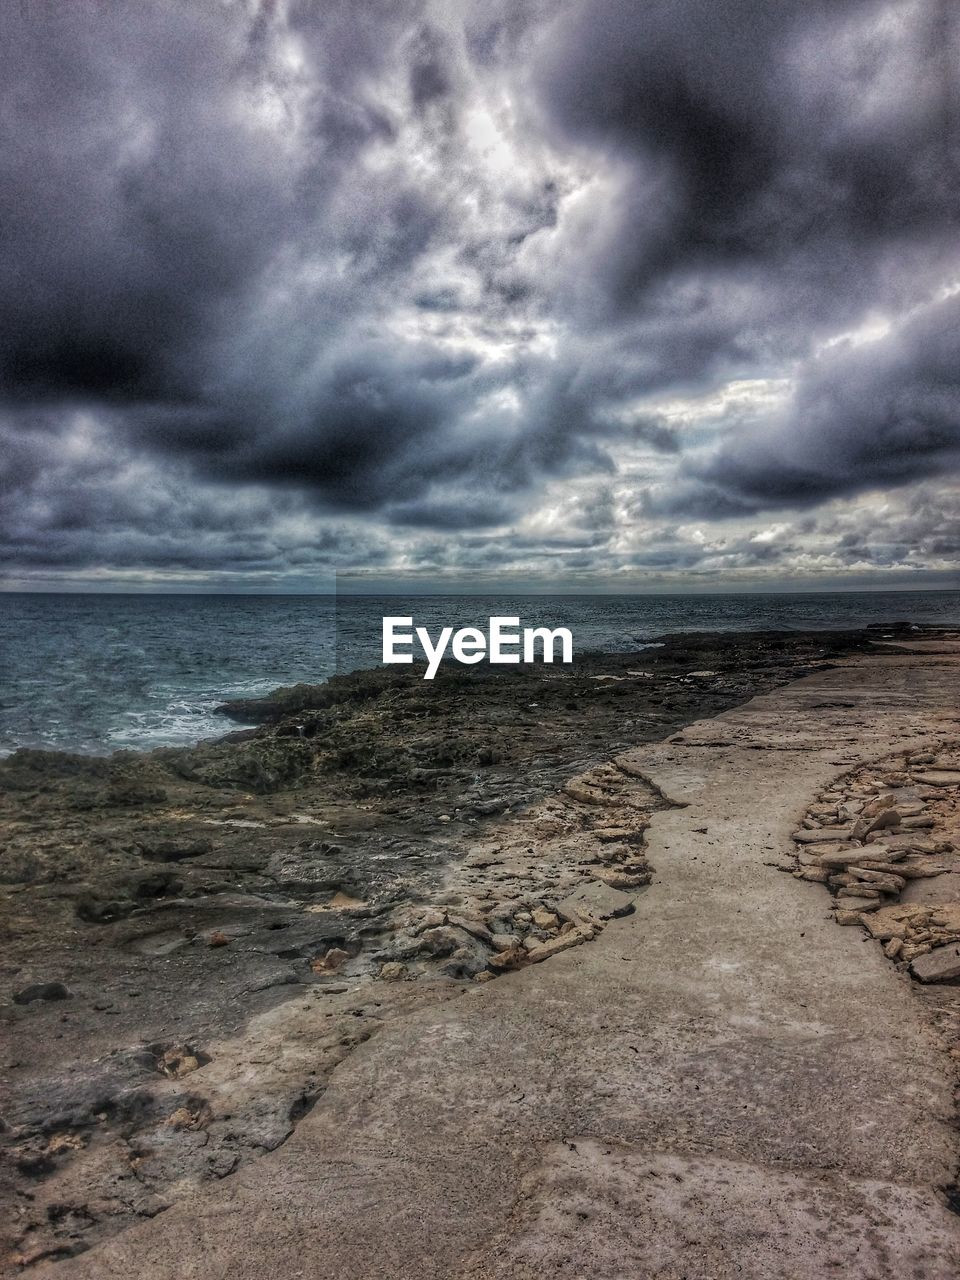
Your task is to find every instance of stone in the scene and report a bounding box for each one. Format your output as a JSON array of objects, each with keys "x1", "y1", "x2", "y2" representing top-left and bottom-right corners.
[
  {"x1": 439, "y1": 945, "x2": 490, "y2": 980},
  {"x1": 880, "y1": 857, "x2": 948, "y2": 879},
  {"x1": 311, "y1": 946, "x2": 350, "y2": 973},
  {"x1": 816, "y1": 845, "x2": 905, "y2": 868},
  {"x1": 792, "y1": 827, "x2": 854, "y2": 844},
  {"x1": 911, "y1": 770, "x2": 960, "y2": 787},
  {"x1": 883, "y1": 937, "x2": 903, "y2": 959},
  {"x1": 13, "y1": 981, "x2": 72, "y2": 1005},
  {"x1": 592, "y1": 827, "x2": 639, "y2": 843},
  {"x1": 835, "y1": 909, "x2": 866, "y2": 925},
  {"x1": 911, "y1": 943, "x2": 960, "y2": 982},
  {"x1": 862, "y1": 903, "x2": 930, "y2": 941},
  {"x1": 490, "y1": 932, "x2": 521, "y2": 951},
  {"x1": 860, "y1": 794, "x2": 896, "y2": 818},
  {"x1": 487, "y1": 945, "x2": 526, "y2": 972},
  {"x1": 525, "y1": 926, "x2": 594, "y2": 963},
  {"x1": 852, "y1": 809, "x2": 900, "y2": 840},
  {"x1": 557, "y1": 880, "x2": 636, "y2": 924},
  {"x1": 835, "y1": 896, "x2": 881, "y2": 912},
  {"x1": 562, "y1": 780, "x2": 607, "y2": 805},
  {"x1": 837, "y1": 884, "x2": 881, "y2": 899},
  {"x1": 596, "y1": 867, "x2": 651, "y2": 890},
  {"x1": 531, "y1": 908, "x2": 560, "y2": 931},
  {"x1": 378, "y1": 962, "x2": 408, "y2": 981}
]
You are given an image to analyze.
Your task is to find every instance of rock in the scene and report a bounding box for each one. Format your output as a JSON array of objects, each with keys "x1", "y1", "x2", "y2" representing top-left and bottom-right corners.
[
  {"x1": 557, "y1": 880, "x2": 636, "y2": 924},
  {"x1": 159, "y1": 1047, "x2": 202, "y2": 1078},
  {"x1": 816, "y1": 845, "x2": 905, "y2": 868},
  {"x1": 793, "y1": 827, "x2": 854, "y2": 844},
  {"x1": 137, "y1": 836, "x2": 213, "y2": 862},
  {"x1": 525, "y1": 926, "x2": 594, "y2": 963},
  {"x1": 562, "y1": 780, "x2": 607, "y2": 805},
  {"x1": 883, "y1": 937, "x2": 903, "y2": 959},
  {"x1": 596, "y1": 867, "x2": 651, "y2": 890},
  {"x1": 900, "y1": 816, "x2": 935, "y2": 829},
  {"x1": 447, "y1": 914, "x2": 494, "y2": 945},
  {"x1": 911, "y1": 943, "x2": 960, "y2": 982},
  {"x1": 13, "y1": 981, "x2": 72, "y2": 1005},
  {"x1": 911, "y1": 770, "x2": 960, "y2": 787},
  {"x1": 531, "y1": 908, "x2": 560, "y2": 930},
  {"x1": 877, "y1": 857, "x2": 948, "y2": 879},
  {"x1": 378, "y1": 962, "x2": 408, "y2": 981},
  {"x1": 439, "y1": 945, "x2": 490, "y2": 979},
  {"x1": 592, "y1": 827, "x2": 638, "y2": 843},
  {"x1": 490, "y1": 932, "x2": 521, "y2": 951},
  {"x1": 311, "y1": 946, "x2": 350, "y2": 972},
  {"x1": 796, "y1": 866, "x2": 831, "y2": 882},
  {"x1": 835, "y1": 896, "x2": 881, "y2": 912},
  {"x1": 862, "y1": 903, "x2": 930, "y2": 941},
  {"x1": 846, "y1": 869, "x2": 905, "y2": 893},
  {"x1": 487, "y1": 945, "x2": 526, "y2": 972},
  {"x1": 860, "y1": 794, "x2": 896, "y2": 818},
  {"x1": 835, "y1": 909, "x2": 866, "y2": 925},
  {"x1": 208, "y1": 930, "x2": 231, "y2": 947},
  {"x1": 851, "y1": 809, "x2": 900, "y2": 840}
]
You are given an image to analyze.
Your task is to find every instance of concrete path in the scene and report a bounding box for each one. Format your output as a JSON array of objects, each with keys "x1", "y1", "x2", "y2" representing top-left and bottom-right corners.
[{"x1": 48, "y1": 651, "x2": 960, "y2": 1278}]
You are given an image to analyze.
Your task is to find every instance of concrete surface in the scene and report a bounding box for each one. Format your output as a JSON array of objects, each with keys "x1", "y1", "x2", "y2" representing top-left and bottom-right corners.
[{"x1": 46, "y1": 651, "x2": 960, "y2": 1278}]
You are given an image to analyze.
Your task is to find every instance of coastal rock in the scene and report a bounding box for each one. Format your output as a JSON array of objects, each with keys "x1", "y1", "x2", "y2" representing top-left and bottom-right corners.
[
  {"x1": 13, "y1": 981, "x2": 72, "y2": 1005},
  {"x1": 531, "y1": 908, "x2": 560, "y2": 931},
  {"x1": 911, "y1": 943, "x2": 960, "y2": 983},
  {"x1": 911, "y1": 770, "x2": 960, "y2": 787},
  {"x1": 557, "y1": 881, "x2": 636, "y2": 924},
  {"x1": 862, "y1": 903, "x2": 930, "y2": 941},
  {"x1": 792, "y1": 827, "x2": 854, "y2": 844},
  {"x1": 525, "y1": 926, "x2": 594, "y2": 963}
]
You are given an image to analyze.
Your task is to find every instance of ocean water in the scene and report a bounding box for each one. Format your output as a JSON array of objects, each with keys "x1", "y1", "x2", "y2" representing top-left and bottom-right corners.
[{"x1": 1, "y1": 590, "x2": 959, "y2": 756}]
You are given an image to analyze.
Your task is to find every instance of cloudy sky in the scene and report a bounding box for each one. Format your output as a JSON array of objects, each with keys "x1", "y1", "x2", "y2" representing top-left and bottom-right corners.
[{"x1": 2, "y1": 0, "x2": 959, "y2": 592}]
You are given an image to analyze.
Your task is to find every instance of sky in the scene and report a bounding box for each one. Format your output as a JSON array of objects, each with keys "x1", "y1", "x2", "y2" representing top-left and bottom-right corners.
[{"x1": 1, "y1": 0, "x2": 959, "y2": 593}]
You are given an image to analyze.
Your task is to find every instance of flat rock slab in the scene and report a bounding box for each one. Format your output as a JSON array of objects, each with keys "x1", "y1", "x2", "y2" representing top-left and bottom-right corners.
[
  {"x1": 912, "y1": 942, "x2": 960, "y2": 983},
  {"x1": 912, "y1": 771, "x2": 960, "y2": 786},
  {"x1": 462, "y1": 1141, "x2": 960, "y2": 1280},
  {"x1": 556, "y1": 880, "x2": 635, "y2": 922}
]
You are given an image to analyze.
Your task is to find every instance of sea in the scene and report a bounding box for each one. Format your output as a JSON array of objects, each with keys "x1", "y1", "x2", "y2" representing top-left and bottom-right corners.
[{"x1": 1, "y1": 590, "x2": 959, "y2": 756}]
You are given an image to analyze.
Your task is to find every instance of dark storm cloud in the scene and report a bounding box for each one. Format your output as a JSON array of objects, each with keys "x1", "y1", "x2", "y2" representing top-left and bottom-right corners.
[
  {"x1": 1, "y1": 0, "x2": 959, "y2": 580},
  {"x1": 661, "y1": 292, "x2": 960, "y2": 516}
]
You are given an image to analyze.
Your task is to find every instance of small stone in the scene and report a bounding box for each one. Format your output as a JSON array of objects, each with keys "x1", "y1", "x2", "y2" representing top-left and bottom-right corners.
[
  {"x1": 835, "y1": 896, "x2": 881, "y2": 912},
  {"x1": 883, "y1": 937, "x2": 903, "y2": 959},
  {"x1": 13, "y1": 981, "x2": 72, "y2": 1005},
  {"x1": 311, "y1": 946, "x2": 350, "y2": 973},
  {"x1": 490, "y1": 933, "x2": 521, "y2": 952},
  {"x1": 531, "y1": 908, "x2": 560, "y2": 930},
  {"x1": 835, "y1": 909, "x2": 866, "y2": 925},
  {"x1": 378, "y1": 962, "x2": 408, "y2": 981},
  {"x1": 525, "y1": 926, "x2": 594, "y2": 963},
  {"x1": 208, "y1": 930, "x2": 230, "y2": 947},
  {"x1": 793, "y1": 827, "x2": 854, "y2": 844},
  {"x1": 487, "y1": 945, "x2": 526, "y2": 972}
]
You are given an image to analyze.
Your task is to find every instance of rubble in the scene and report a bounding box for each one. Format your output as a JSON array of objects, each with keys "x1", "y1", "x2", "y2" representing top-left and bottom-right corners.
[{"x1": 785, "y1": 743, "x2": 960, "y2": 988}]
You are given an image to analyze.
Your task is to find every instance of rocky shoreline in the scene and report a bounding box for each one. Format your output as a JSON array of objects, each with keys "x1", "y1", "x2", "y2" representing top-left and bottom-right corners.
[{"x1": 0, "y1": 624, "x2": 937, "y2": 1269}]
